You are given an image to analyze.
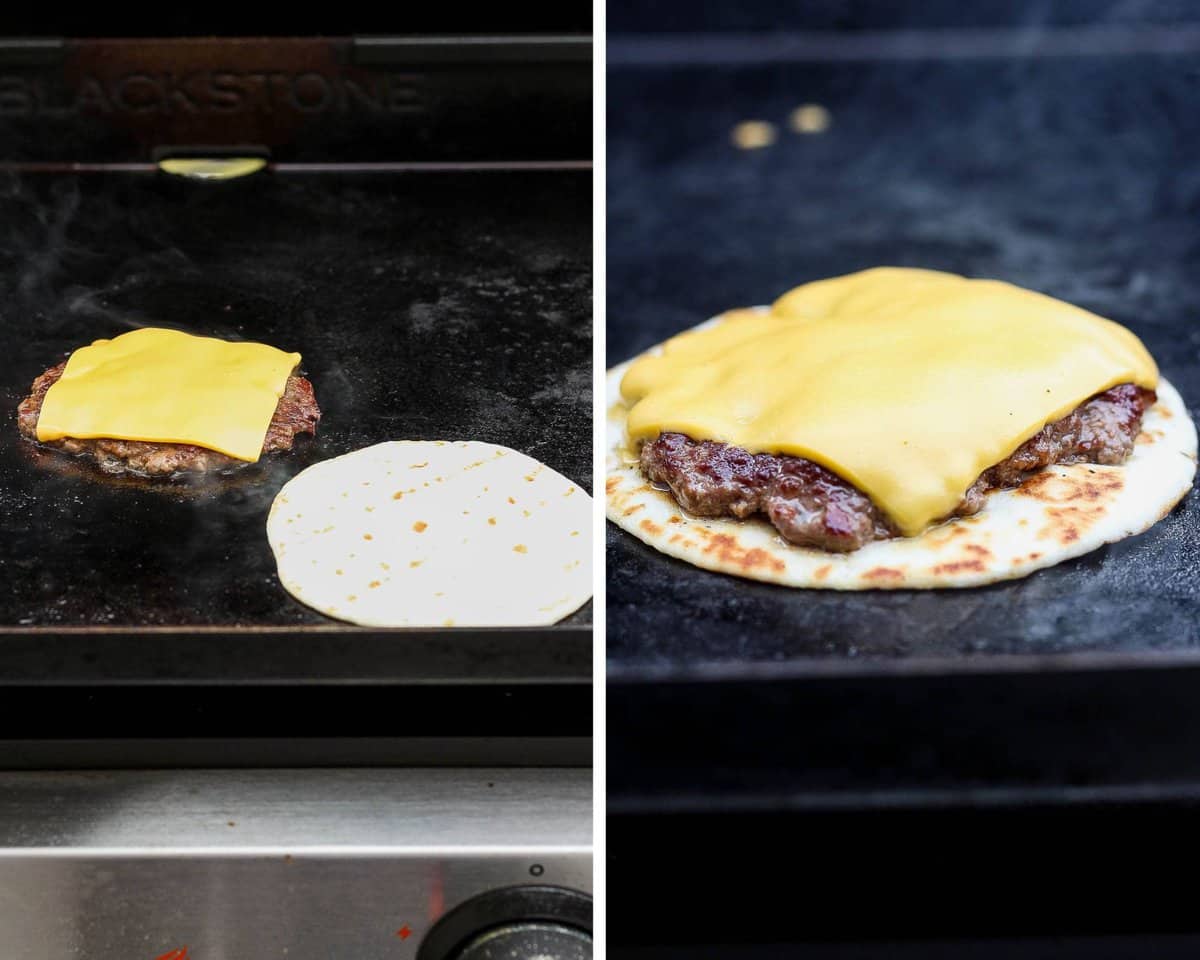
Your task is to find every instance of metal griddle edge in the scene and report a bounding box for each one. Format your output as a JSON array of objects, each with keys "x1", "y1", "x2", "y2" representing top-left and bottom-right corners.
[{"x1": 0, "y1": 34, "x2": 593, "y2": 765}]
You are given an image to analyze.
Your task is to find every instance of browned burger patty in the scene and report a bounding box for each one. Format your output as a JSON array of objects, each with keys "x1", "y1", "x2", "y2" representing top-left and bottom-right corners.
[
  {"x1": 17, "y1": 360, "x2": 321, "y2": 476},
  {"x1": 640, "y1": 383, "x2": 1155, "y2": 552}
]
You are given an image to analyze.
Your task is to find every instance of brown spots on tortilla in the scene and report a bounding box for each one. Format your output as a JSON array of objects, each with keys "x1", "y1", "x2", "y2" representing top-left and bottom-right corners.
[
  {"x1": 668, "y1": 515, "x2": 683, "y2": 524},
  {"x1": 1019, "y1": 470, "x2": 1121, "y2": 544},
  {"x1": 640, "y1": 518, "x2": 665, "y2": 537},
  {"x1": 924, "y1": 524, "x2": 969, "y2": 550},
  {"x1": 368, "y1": 580, "x2": 381, "y2": 589},
  {"x1": 1018, "y1": 468, "x2": 1123, "y2": 504},
  {"x1": 363, "y1": 533, "x2": 373, "y2": 541},
  {"x1": 410, "y1": 560, "x2": 422, "y2": 568},
  {"x1": 622, "y1": 503, "x2": 645, "y2": 516},
  {"x1": 669, "y1": 533, "x2": 683, "y2": 544},
  {"x1": 380, "y1": 562, "x2": 390, "y2": 571},
  {"x1": 1028, "y1": 552, "x2": 1042, "y2": 561},
  {"x1": 524, "y1": 474, "x2": 535, "y2": 482},
  {"x1": 1039, "y1": 504, "x2": 1107, "y2": 545},
  {"x1": 513, "y1": 544, "x2": 528, "y2": 554},
  {"x1": 814, "y1": 564, "x2": 832, "y2": 581},
  {"x1": 335, "y1": 569, "x2": 343, "y2": 576},
  {"x1": 412, "y1": 521, "x2": 427, "y2": 533},
  {"x1": 571, "y1": 530, "x2": 580, "y2": 536},
  {"x1": 410, "y1": 462, "x2": 428, "y2": 468},
  {"x1": 564, "y1": 486, "x2": 576, "y2": 497},
  {"x1": 1136, "y1": 431, "x2": 1155, "y2": 446},
  {"x1": 508, "y1": 496, "x2": 517, "y2": 504},
  {"x1": 443, "y1": 619, "x2": 456, "y2": 627},
  {"x1": 864, "y1": 566, "x2": 904, "y2": 582},
  {"x1": 488, "y1": 517, "x2": 497, "y2": 525},
  {"x1": 346, "y1": 595, "x2": 357, "y2": 602},
  {"x1": 693, "y1": 531, "x2": 786, "y2": 574},
  {"x1": 605, "y1": 477, "x2": 621, "y2": 495},
  {"x1": 926, "y1": 540, "x2": 991, "y2": 575},
  {"x1": 931, "y1": 559, "x2": 986, "y2": 575},
  {"x1": 1155, "y1": 403, "x2": 1173, "y2": 419}
]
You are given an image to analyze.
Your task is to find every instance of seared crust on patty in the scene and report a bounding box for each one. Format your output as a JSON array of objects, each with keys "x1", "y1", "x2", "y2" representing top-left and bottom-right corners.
[
  {"x1": 17, "y1": 360, "x2": 320, "y2": 476},
  {"x1": 640, "y1": 383, "x2": 1155, "y2": 552}
]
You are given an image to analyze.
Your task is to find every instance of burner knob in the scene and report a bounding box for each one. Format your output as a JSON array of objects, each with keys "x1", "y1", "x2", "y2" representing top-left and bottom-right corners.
[
  {"x1": 453, "y1": 920, "x2": 591, "y2": 960},
  {"x1": 417, "y1": 885, "x2": 592, "y2": 960}
]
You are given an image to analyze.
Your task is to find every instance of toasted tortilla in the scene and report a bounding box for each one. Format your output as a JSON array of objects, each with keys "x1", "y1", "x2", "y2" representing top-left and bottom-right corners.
[
  {"x1": 606, "y1": 312, "x2": 1197, "y2": 589},
  {"x1": 269, "y1": 441, "x2": 592, "y2": 625}
]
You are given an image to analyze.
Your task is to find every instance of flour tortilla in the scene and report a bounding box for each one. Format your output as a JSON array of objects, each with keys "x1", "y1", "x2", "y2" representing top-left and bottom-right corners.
[
  {"x1": 607, "y1": 311, "x2": 1197, "y2": 589},
  {"x1": 269, "y1": 441, "x2": 592, "y2": 625}
]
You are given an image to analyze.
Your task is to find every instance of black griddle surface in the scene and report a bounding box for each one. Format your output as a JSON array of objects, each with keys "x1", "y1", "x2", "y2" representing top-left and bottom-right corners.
[
  {"x1": 0, "y1": 169, "x2": 591, "y2": 682},
  {"x1": 607, "y1": 46, "x2": 1200, "y2": 670}
]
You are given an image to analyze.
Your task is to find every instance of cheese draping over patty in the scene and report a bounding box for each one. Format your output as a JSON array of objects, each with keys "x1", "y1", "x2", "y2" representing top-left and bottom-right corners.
[
  {"x1": 36, "y1": 327, "x2": 301, "y2": 462},
  {"x1": 620, "y1": 267, "x2": 1158, "y2": 536}
]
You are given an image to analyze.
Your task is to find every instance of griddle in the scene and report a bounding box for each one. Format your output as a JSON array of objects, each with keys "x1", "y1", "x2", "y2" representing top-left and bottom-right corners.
[
  {"x1": 608, "y1": 20, "x2": 1200, "y2": 951},
  {"x1": 0, "y1": 35, "x2": 591, "y2": 757}
]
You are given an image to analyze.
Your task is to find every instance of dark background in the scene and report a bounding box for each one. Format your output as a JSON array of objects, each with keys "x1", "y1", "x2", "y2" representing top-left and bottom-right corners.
[
  {"x1": 3, "y1": 6, "x2": 591, "y2": 37},
  {"x1": 611, "y1": 0, "x2": 1198, "y2": 33}
]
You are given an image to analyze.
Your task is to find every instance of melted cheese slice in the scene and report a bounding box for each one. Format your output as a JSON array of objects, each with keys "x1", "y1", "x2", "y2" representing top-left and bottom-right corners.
[
  {"x1": 621, "y1": 267, "x2": 1158, "y2": 536},
  {"x1": 37, "y1": 327, "x2": 301, "y2": 462}
]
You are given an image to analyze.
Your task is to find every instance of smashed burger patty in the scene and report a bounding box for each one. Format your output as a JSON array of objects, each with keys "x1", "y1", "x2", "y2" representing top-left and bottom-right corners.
[
  {"x1": 640, "y1": 383, "x2": 1154, "y2": 552},
  {"x1": 18, "y1": 360, "x2": 320, "y2": 476}
]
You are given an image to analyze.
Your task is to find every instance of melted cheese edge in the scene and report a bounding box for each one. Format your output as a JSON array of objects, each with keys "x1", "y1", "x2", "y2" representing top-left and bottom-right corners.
[
  {"x1": 37, "y1": 327, "x2": 301, "y2": 462},
  {"x1": 621, "y1": 267, "x2": 1158, "y2": 536}
]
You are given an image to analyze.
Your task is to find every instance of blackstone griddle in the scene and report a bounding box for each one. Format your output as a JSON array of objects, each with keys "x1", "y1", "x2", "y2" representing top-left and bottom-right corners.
[
  {"x1": 607, "y1": 13, "x2": 1200, "y2": 954},
  {"x1": 0, "y1": 35, "x2": 592, "y2": 765}
]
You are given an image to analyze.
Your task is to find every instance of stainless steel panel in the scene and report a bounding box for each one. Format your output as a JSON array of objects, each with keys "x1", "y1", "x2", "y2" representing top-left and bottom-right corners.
[{"x1": 0, "y1": 768, "x2": 591, "y2": 959}]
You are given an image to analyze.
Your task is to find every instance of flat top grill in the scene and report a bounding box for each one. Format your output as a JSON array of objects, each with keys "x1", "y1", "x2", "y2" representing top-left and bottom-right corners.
[
  {"x1": 0, "y1": 167, "x2": 591, "y2": 693},
  {"x1": 606, "y1": 24, "x2": 1200, "y2": 955},
  {"x1": 606, "y1": 33, "x2": 1200, "y2": 820},
  {"x1": 607, "y1": 42, "x2": 1200, "y2": 673}
]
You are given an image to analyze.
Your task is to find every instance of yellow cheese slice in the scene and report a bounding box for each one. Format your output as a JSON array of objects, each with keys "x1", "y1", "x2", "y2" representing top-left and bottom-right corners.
[
  {"x1": 621, "y1": 267, "x2": 1158, "y2": 536},
  {"x1": 37, "y1": 327, "x2": 301, "y2": 462}
]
